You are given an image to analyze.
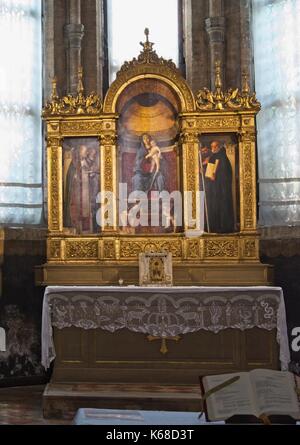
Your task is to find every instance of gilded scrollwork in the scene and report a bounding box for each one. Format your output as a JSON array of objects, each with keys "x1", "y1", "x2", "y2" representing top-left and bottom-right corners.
[
  {"x1": 242, "y1": 141, "x2": 255, "y2": 229},
  {"x1": 196, "y1": 62, "x2": 261, "y2": 112},
  {"x1": 103, "y1": 146, "x2": 113, "y2": 192},
  {"x1": 204, "y1": 240, "x2": 239, "y2": 258},
  {"x1": 42, "y1": 32, "x2": 263, "y2": 277},
  {"x1": 187, "y1": 239, "x2": 200, "y2": 258},
  {"x1": 65, "y1": 241, "x2": 98, "y2": 259},
  {"x1": 197, "y1": 117, "x2": 240, "y2": 129},
  {"x1": 43, "y1": 68, "x2": 102, "y2": 117},
  {"x1": 101, "y1": 133, "x2": 117, "y2": 146},
  {"x1": 103, "y1": 30, "x2": 195, "y2": 113},
  {"x1": 103, "y1": 240, "x2": 116, "y2": 259},
  {"x1": 243, "y1": 239, "x2": 257, "y2": 258},
  {"x1": 48, "y1": 146, "x2": 61, "y2": 231},
  {"x1": 49, "y1": 240, "x2": 61, "y2": 259},
  {"x1": 118, "y1": 28, "x2": 178, "y2": 74},
  {"x1": 61, "y1": 121, "x2": 103, "y2": 135},
  {"x1": 119, "y1": 239, "x2": 182, "y2": 259}
]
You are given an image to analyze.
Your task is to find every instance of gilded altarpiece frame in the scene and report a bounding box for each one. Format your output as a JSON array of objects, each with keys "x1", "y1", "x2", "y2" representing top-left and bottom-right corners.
[{"x1": 38, "y1": 37, "x2": 272, "y2": 286}]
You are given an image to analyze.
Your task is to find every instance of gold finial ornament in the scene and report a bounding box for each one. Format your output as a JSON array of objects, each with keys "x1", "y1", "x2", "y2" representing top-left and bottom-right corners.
[
  {"x1": 140, "y1": 27, "x2": 154, "y2": 52},
  {"x1": 77, "y1": 66, "x2": 84, "y2": 95},
  {"x1": 117, "y1": 28, "x2": 178, "y2": 75},
  {"x1": 42, "y1": 67, "x2": 102, "y2": 116},
  {"x1": 196, "y1": 60, "x2": 261, "y2": 111},
  {"x1": 51, "y1": 77, "x2": 59, "y2": 101},
  {"x1": 214, "y1": 61, "x2": 222, "y2": 91},
  {"x1": 242, "y1": 71, "x2": 250, "y2": 96}
]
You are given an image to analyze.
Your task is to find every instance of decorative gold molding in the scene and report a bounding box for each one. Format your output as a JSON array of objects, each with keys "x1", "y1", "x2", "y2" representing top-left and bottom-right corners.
[
  {"x1": 43, "y1": 68, "x2": 102, "y2": 117},
  {"x1": 65, "y1": 240, "x2": 98, "y2": 259},
  {"x1": 196, "y1": 62, "x2": 260, "y2": 112},
  {"x1": 41, "y1": 32, "x2": 265, "y2": 280},
  {"x1": 61, "y1": 121, "x2": 103, "y2": 135},
  {"x1": 47, "y1": 144, "x2": 62, "y2": 232},
  {"x1": 197, "y1": 116, "x2": 240, "y2": 129},
  {"x1": 119, "y1": 239, "x2": 183, "y2": 260},
  {"x1": 118, "y1": 28, "x2": 178, "y2": 74},
  {"x1": 204, "y1": 240, "x2": 239, "y2": 258},
  {"x1": 103, "y1": 30, "x2": 195, "y2": 113}
]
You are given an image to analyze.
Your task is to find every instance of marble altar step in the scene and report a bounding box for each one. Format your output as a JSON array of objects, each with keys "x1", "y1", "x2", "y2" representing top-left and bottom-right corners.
[{"x1": 43, "y1": 382, "x2": 203, "y2": 420}]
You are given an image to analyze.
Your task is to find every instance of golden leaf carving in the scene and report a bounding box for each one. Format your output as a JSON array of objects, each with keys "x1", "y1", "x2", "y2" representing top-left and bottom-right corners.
[
  {"x1": 65, "y1": 241, "x2": 98, "y2": 259},
  {"x1": 103, "y1": 240, "x2": 115, "y2": 259},
  {"x1": 205, "y1": 240, "x2": 238, "y2": 258},
  {"x1": 196, "y1": 63, "x2": 260, "y2": 112},
  {"x1": 43, "y1": 69, "x2": 102, "y2": 117},
  {"x1": 117, "y1": 28, "x2": 178, "y2": 76},
  {"x1": 50, "y1": 240, "x2": 61, "y2": 259}
]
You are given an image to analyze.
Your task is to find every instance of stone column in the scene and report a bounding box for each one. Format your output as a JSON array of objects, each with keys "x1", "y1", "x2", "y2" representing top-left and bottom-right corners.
[
  {"x1": 205, "y1": 0, "x2": 225, "y2": 88},
  {"x1": 64, "y1": 0, "x2": 85, "y2": 94},
  {"x1": 240, "y1": 0, "x2": 255, "y2": 90},
  {"x1": 182, "y1": 0, "x2": 209, "y2": 92}
]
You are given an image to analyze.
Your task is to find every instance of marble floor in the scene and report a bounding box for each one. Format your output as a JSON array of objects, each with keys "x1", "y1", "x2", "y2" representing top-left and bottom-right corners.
[{"x1": 0, "y1": 385, "x2": 71, "y2": 425}]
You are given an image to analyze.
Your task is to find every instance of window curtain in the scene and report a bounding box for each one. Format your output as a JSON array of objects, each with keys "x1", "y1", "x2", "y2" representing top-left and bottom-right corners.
[
  {"x1": 107, "y1": 0, "x2": 179, "y2": 84},
  {"x1": 0, "y1": 0, "x2": 42, "y2": 225},
  {"x1": 252, "y1": 0, "x2": 300, "y2": 226}
]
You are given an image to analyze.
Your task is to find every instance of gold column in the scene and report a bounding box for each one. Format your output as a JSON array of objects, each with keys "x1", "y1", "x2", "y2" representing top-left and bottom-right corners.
[
  {"x1": 239, "y1": 125, "x2": 257, "y2": 232},
  {"x1": 100, "y1": 120, "x2": 118, "y2": 232},
  {"x1": 47, "y1": 128, "x2": 63, "y2": 233},
  {"x1": 180, "y1": 121, "x2": 200, "y2": 231}
]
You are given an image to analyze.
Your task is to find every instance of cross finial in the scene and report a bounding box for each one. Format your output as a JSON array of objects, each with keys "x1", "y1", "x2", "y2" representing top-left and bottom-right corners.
[
  {"x1": 140, "y1": 27, "x2": 154, "y2": 52},
  {"x1": 145, "y1": 27, "x2": 149, "y2": 42}
]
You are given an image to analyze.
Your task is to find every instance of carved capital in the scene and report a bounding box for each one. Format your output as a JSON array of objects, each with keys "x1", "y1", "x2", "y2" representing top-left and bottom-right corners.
[
  {"x1": 64, "y1": 23, "x2": 84, "y2": 49},
  {"x1": 101, "y1": 132, "x2": 117, "y2": 146},
  {"x1": 47, "y1": 136, "x2": 62, "y2": 147},
  {"x1": 180, "y1": 132, "x2": 199, "y2": 144},
  {"x1": 205, "y1": 17, "x2": 226, "y2": 42}
]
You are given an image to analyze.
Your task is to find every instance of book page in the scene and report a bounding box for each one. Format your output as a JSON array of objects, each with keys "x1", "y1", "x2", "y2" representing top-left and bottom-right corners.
[
  {"x1": 205, "y1": 162, "x2": 216, "y2": 179},
  {"x1": 250, "y1": 369, "x2": 300, "y2": 418},
  {"x1": 203, "y1": 372, "x2": 256, "y2": 421}
]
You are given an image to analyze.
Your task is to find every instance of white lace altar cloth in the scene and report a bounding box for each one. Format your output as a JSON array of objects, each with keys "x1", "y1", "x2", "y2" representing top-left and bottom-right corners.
[{"x1": 41, "y1": 286, "x2": 290, "y2": 370}]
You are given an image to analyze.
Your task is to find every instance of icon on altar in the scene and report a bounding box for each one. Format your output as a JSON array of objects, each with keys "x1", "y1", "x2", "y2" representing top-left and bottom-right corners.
[{"x1": 139, "y1": 252, "x2": 173, "y2": 287}]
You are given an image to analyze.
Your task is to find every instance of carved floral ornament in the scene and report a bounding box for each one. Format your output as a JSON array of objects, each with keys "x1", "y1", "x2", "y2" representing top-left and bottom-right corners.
[
  {"x1": 117, "y1": 27, "x2": 178, "y2": 74},
  {"x1": 43, "y1": 31, "x2": 260, "y2": 118},
  {"x1": 43, "y1": 67, "x2": 103, "y2": 117},
  {"x1": 196, "y1": 62, "x2": 261, "y2": 112}
]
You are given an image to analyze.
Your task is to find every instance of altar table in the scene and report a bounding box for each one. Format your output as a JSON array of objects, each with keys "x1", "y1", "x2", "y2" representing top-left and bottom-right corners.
[
  {"x1": 42, "y1": 286, "x2": 290, "y2": 372},
  {"x1": 41, "y1": 286, "x2": 291, "y2": 418}
]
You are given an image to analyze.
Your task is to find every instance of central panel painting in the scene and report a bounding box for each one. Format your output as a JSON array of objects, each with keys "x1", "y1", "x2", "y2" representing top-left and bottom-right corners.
[{"x1": 117, "y1": 78, "x2": 182, "y2": 234}]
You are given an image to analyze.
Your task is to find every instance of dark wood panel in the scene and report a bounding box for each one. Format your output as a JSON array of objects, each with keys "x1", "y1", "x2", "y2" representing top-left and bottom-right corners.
[{"x1": 51, "y1": 327, "x2": 280, "y2": 384}]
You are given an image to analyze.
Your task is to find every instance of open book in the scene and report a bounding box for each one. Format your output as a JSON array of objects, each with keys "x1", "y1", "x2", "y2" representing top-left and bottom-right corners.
[
  {"x1": 205, "y1": 162, "x2": 217, "y2": 179},
  {"x1": 200, "y1": 369, "x2": 300, "y2": 422}
]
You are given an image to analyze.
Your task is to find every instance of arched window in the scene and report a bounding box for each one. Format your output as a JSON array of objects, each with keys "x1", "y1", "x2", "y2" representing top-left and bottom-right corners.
[
  {"x1": 252, "y1": 0, "x2": 300, "y2": 226},
  {"x1": 107, "y1": 0, "x2": 180, "y2": 84},
  {"x1": 0, "y1": 0, "x2": 42, "y2": 225}
]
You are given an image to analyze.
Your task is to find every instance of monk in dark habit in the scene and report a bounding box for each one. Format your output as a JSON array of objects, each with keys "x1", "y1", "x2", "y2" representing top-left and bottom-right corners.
[{"x1": 204, "y1": 140, "x2": 235, "y2": 233}]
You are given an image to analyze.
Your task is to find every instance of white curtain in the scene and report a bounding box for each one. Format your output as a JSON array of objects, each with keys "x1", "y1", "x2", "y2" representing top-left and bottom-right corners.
[
  {"x1": 252, "y1": 0, "x2": 300, "y2": 226},
  {"x1": 107, "y1": 0, "x2": 179, "y2": 83},
  {"x1": 0, "y1": 0, "x2": 42, "y2": 225}
]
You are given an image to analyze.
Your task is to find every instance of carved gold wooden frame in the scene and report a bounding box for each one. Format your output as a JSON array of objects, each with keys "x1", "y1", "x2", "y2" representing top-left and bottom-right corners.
[{"x1": 43, "y1": 32, "x2": 260, "y2": 266}]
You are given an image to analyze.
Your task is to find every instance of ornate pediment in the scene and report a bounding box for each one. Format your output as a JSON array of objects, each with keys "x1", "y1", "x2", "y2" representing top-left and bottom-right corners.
[
  {"x1": 42, "y1": 67, "x2": 102, "y2": 117},
  {"x1": 196, "y1": 61, "x2": 261, "y2": 112},
  {"x1": 117, "y1": 28, "x2": 178, "y2": 76}
]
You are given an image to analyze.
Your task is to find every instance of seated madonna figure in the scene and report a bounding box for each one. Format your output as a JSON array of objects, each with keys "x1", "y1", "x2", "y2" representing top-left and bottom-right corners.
[{"x1": 132, "y1": 133, "x2": 165, "y2": 193}]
